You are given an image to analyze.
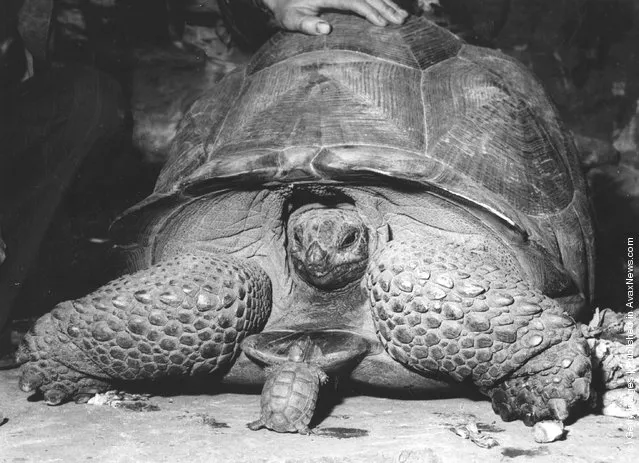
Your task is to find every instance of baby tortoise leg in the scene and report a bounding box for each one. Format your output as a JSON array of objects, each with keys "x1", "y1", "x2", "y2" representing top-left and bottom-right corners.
[
  {"x1": 17, "y1": 252, "x2": 272, "y2": 404},
  {"x1": 366, "y1": 239, "x2": 591, "y2": 425},
  {"x1": 298, "y1": 424, "x2": 312, "y2": 435},
  {"x1": 247, "y1": 364, "x2": 278, "y2": 431},
  {"x1": 297, "y1": 368, "x2": 329, "y2": 435},
  {"x1": 316, "y1": 368, "x2": 329, "y2": 385},
  {"x1": 247, "y1": 418, "x2": 267, "y2": 431}
]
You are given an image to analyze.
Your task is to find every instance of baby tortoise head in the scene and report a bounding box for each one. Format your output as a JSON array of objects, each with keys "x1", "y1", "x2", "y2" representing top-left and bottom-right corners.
[{"x1": 287, "y1": 337, "x2": 324, "y2": 363}]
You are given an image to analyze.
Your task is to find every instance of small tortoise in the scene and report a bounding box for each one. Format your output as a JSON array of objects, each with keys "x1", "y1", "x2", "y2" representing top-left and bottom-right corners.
[
  {"x1": 248, "y1": 337, "x2": 328, "y2": 434},
  {"x1": 17, "y1": 13, "x2": 593, "y2": 425}
]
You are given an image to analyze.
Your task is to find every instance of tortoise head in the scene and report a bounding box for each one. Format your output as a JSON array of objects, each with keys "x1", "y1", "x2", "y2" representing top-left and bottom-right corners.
[
  {"x1": 287, "y1": 205, "x2": 369, "y2": 291},
  {"x1": 288, "y1": 337, "x2": 323, "y2": 363}
]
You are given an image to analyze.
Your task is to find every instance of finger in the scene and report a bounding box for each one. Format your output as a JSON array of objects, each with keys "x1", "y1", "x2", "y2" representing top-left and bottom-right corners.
[
  {"x1": 319, "y1": 0, "x2": 388, "y2": 26},
  {"x1": 282, "y1": 10, "x2": 333, "y2": 35},
  {"x1": 369, "y1": 0, "x2": 409, "y2": 24},
  {"x1": 319, "y1": 0, "x2": 408, "y2": 25}
]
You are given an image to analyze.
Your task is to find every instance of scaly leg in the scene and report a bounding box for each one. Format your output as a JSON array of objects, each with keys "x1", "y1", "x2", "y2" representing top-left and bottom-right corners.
[
  {"x1": 17, "y1": 252, "x2": 272, "y2": 404},
  {"x1": 366, "y1": 239, "x2": 591, "y2": 425}
]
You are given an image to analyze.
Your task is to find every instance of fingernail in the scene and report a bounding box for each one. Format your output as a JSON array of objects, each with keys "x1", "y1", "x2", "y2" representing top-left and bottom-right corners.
[
  {"x1": 316, "y1": 21, "x2": 331, "y2": 34},
  {"x1": 390, "y1": 13, "x2": 405, "y2": 23}
]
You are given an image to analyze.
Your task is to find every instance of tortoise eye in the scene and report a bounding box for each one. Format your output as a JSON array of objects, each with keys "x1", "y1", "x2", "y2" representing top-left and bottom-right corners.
[
  {"x1": 293, "y1": 231, "x2": 303, "y2": 247},
  {"x1": 340, "y1": 230, "x2": 359, "y2": 249}
]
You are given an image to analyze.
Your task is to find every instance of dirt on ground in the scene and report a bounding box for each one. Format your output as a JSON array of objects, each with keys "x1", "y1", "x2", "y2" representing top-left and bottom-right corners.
[{"x1": 0, "y1": 368, "x2": 636, "y2": 463}]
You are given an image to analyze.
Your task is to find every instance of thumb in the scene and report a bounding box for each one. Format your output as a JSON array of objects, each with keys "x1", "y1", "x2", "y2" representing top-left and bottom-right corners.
[{"x1": 282, "y1": 11, "x2": 332, "y2": 35}]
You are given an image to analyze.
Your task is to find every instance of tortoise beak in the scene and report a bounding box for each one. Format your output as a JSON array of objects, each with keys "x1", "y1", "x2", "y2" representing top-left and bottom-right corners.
[{"x1": 305, "y1": 242, "x2": 329, "y2": 274}]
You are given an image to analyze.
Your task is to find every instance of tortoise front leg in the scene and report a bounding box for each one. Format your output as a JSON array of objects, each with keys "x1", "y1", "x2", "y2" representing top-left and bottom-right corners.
[
  {"x1": 366, "y1": 239, "x2": 591, "y2": 425},
  {"x1": 17, "y1": 252, "x2": 272, "y2": 405}
]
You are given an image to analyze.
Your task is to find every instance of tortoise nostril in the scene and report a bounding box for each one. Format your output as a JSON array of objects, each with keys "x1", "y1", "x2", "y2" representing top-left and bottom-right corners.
[{"x1": 305, "y1": 242, "x2": 328, "y2": 267}]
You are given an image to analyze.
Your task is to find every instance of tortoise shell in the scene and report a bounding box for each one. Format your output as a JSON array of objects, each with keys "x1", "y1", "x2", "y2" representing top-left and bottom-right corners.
[
  {"x1": 258, "y1": 361, "x2": 322, "y2": 433},
  {"x1": 116, "y1": 13, "x2": 593, "y2": 303},
  {"x1": 242, "y1": 329, "x2": 379, "y2": 373}
]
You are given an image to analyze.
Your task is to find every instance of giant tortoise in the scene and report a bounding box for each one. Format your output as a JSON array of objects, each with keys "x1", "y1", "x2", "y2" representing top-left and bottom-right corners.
[{"x1": 17, "y1": 12, "x2": 594, "y2": 426}]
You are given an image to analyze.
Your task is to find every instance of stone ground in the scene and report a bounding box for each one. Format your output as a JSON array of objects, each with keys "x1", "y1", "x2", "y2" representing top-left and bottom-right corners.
[{"x1": 0, "y1": 369, "x2": 635, "y2": 463}]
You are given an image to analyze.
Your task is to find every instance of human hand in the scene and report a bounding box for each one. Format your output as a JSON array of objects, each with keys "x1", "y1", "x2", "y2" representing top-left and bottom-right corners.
[{"x1": 260, "y1": 0, "x2": 409, "y2": 35}]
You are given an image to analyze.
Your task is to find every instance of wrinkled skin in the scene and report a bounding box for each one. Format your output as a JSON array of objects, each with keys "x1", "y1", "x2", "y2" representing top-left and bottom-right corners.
[{"x1": 288, "y1": 206, "x2": 369, "y2": 290}]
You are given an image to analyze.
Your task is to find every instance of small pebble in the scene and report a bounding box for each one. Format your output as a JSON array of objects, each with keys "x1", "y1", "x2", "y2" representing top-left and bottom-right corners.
[
  {"x1": 601, "y1": 389, "x2": 639, "y2": 419},
  {"x1": 532, "y1": 420, "x2": 565, "y2": 443}
]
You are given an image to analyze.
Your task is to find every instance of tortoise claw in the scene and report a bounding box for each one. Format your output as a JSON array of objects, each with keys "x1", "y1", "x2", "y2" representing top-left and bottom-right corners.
[
  {"x1": 44, "y1": 388, "x2": 68, "y2": 406},
  {"x1": 497, "y1": 404, "x2": 515, "y2": 422},
  {"x1": 18, "y1": 352, "x2": 111, "y2": 405},
  {"x1": 548, "y1": 398, "x2": 569, "y2": 421},
  {"x1": 522, "y1": 408, "x2": 537, "y2": 427},
  {"x1": 18, "y1": 368, "x2": 45, "y2": 392},
  {"x1": 74, "y1": 387, "x2": 103, "y2": 404},
  {"x1": 74, "y1": 394, "x2": 94, "y2": 404},
  {"x1": 247, "y1": 419, "x2": 265, "y2": 431},
  {"x1": 485, "y1": 336, "x2": 591, "y2": 424}
]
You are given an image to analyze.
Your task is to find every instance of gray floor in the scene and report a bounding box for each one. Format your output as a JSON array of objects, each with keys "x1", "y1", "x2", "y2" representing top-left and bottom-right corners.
[{"x1": 0, "y1": 368, "x2": 635, "y2": 463}]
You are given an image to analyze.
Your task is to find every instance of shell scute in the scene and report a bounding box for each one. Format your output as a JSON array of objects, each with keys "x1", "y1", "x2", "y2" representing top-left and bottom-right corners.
[
  {"x1": 258, "y1": 362, "x2": 321, "y2": 432},
  {"x1": 144, "y1": 14, "x2": 580, "y2": 221},
  {"x1": 154, "y1": 69, "x2": 245, "y2": 193},
  {"x1": 248, "y1": 14, "x2": 461, "y2": 75},
  {"x1": 205, "y1": 61, "x2": 425, "y2": 164},
  {"x1": 422, "y1": 55, "x2": 575, "y2": 215}
]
